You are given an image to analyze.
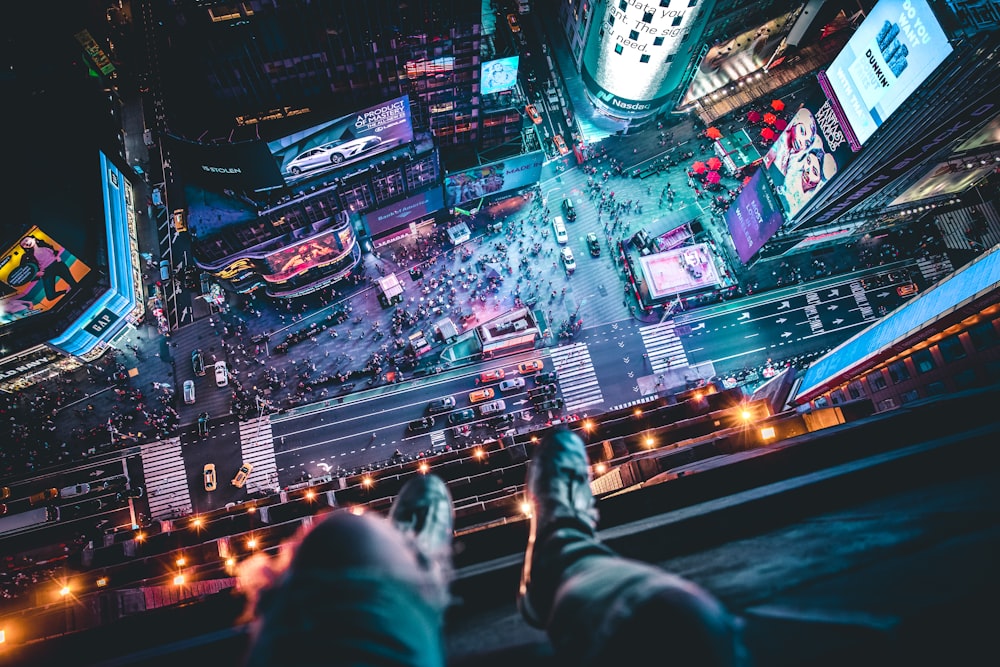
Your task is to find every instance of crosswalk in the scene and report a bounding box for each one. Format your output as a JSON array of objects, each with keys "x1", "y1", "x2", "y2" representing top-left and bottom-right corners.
[
  {"x1": 932, "y1": 204, "x2": 1000, "y2": 251},
  {"x1": 548, "y1": 343, "x2": 604, "y2": 412},
  {"x1": 140, "y1": 436, "x2": 192, "y2": 520},
  {"x1": 239, "y1": 417, "x2": 279, "y2": 494},
  {"x1": 638, "y1": 322, "x2": 688, "y2": 373},
  {"x1": 915, "y1": 254, "x2": 954, "y2": 284}
]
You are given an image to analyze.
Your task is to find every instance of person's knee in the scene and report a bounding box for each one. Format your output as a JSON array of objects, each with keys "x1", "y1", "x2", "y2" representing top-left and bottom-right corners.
[{"x1": 293, "y1": 511, "x2": 419, "y2": 576}]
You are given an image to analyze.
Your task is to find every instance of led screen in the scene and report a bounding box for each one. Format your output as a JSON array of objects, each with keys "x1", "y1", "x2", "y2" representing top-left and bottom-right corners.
[
  {"x1": 724, "y1": 171, "x2": 785, "y2": 263},
  {"x1": 763, "y1": 90, "x2": 858, "y2": 218},
  {"x1": 824, "y1": 0, "x2": 952, "y2": 147},
  {"x1": 363, "y1": 188, "x2": 445, "y2": 237},
  {"x1": 443, "y1": 151, "x2": 544, "y2": 207},
  {"x1": 268, "y1": 96, "x2": 414, "y2": 184},
  {"x1": 890, "y1": 161, "x2": 996, "y2": 206},
  {"x1": 262, "y1": 230, "x2": 352, "y2": 284},
  {"x1": 481, "y1": 56, "x2": 520, "y2": 95},
  {"x1": 0, "y1": 227, "x2": 91, "y2": 326},
  {"x1": 165, "y1": 135, "x2": 285, "y2": 192}
]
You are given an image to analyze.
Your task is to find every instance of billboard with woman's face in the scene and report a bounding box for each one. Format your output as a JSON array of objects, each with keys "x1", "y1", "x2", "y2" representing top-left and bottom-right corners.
[{"x1": 0, "y1": 227, "x2": 91, "y2": 326}]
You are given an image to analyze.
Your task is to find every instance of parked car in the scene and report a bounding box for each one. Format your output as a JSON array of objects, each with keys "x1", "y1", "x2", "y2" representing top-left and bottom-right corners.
[
  {"x1": 518, "y1": 359, "x2": 545, "y2": 374},
  {"x1": 183, "y1": 379, "x2": 196, "y2": 405},
  {"x1": 587, "y1": 232, "x2": 601, "y2": 257},
  {"x1": 192, "y1": 349, "x2": 205, "y2": 376},
  {"x1": 469, "y1": 388, "x2": 495, "y2": 404},
  {"x1": 499, "y1": 377, "x2": 526, "y2": 392},
  {"x1": 214, "y1": 361, "x2": 229, "y2": 387},
  {"x1": 448, "y1": 409, "x2": 476, "y2": 425},
  {"x1": 407, "y1": 416, "x2": 435, "y2": 433},
  {"x1": 427, "y1": 396, "x2": 456, "y2": 414},
  {"x1": 560, "y1": 247, "x2": 576, "y2": 274},
  {"x1": 480, "y1": 368, "x2": 506, "y2": 383},
  {"x1": 563, "y1": 197, "x2": 576, "y2": 221},
  {"x1": 204, "y1": 464, "x2": 217, "y2": 492},
  {"x1": 59, "y1": 483, "x2": 91, "y2": 499},
  {"x1": 231, "y1": 462, "x2": 253, "y2": 488},
  {"x1": 478, "y1": 399, "x2": 507, "y2": 416},
  {"x1": 552, "y1": 216, "x2": 568, "y2": 244},
  {"x1": 534, "y1": 371, "x2": 558, "y2": 385},
  {"x1": 537, "y1": 398, "x2": 565, "y2": 412}
]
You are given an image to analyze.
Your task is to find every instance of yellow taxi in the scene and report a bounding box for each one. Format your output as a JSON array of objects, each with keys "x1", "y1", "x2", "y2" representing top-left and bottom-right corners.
[
  {"x1": 480, "y1": 368, "x2": 506, "y2": 383},
  {"x1": 231, "y1": 462, "x2": 253, "y2": 488},
  {"x1": 204, "y1": 464, "x2": 217, "y2": 492},
  {"x1": 525, "y1": 104, "x2": 542, "y2": 124},
  {"x1": 469, "y1": 388, "x2": 496, "y2": 404},
  {"x1": 553, "y1": 134, "x2": 569, "y2": 156},
  {"x1": 518, "y1": 359, "x2": 544, "y2": 374}
]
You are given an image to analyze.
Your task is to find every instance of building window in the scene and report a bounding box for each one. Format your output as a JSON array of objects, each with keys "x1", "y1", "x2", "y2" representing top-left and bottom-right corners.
[
  {"x1": 615, "y1": 43, "x2": 624, "y2": 54},
  {"x1": 925, "y1": 381, "x2": 947, "y2": 396},
  {"x1": 938, "y1": 335, "x2": 967, "y2": 363},
  {"x1": 900, "y1": 389, "x2": 920, "y2": 404},
  {"x1": 968, "y1": 319, "x2": 999, "y2": 351},
  {"x1": 643, "y1": 10, "x2": 653, "y2": 22},
  {"x1": 654, "y1": 36, "x2": 664, "y2": 46},
  {"x1": 672, "y1": 16, "x2": 683, "y2": 26},
  {"x1": 831, "y1": 389, "x2": 845, "y2": 404},
  {"x1": 953, "y1": 368, "x2": 977, "y2": 389},
  {"x1": 608, "y1": 14, "x2": 614, "y2": 26},
  {"x1": 847, "y1": 380, "x2": 863, "y2": 399},
  {"x1": 911, "y1": 348, "x2": 936, "y2": 374},
  {"x1": 619, "y1": 0, "x2": 627, "y2": 9},
  {"x1": 630, "y1": 30, "x2": 639, "y2": 40},
  {"x1": 868, "y1": 370, "x2": 887, "y2": 391},
  {"x1": 888, "y1": 360, "x2": 910, "y2": 384},
  {"x1": 640, "y1": 54, "x2": 651, "y2": 62},
  {"x1": 877, "y1": 397, "x2": 896, "y2": 411},
  {"x1": 665, "y1": 54, "x2": 674, "y2": 62}
]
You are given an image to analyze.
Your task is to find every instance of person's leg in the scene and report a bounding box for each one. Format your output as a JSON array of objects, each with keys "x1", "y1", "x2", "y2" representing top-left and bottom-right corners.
[
  {"x1": 243, "y1": 474, "x2": 454, "y2": 667},
  {"x1": 519, "y1": 428, "x2": 745, "y2": 667}
]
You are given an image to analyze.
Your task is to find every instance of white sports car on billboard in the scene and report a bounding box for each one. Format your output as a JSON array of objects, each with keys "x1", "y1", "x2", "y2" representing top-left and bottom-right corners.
[{"x1": 285, "y1": 135, "x2": 383, "y2": 175}]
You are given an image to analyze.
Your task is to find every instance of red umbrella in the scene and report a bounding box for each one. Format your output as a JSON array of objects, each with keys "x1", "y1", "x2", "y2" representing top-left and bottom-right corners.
[
  {"x1": 747, "y1": 110, "x2": 761, "y2": 123},
  {"x1": 774, "y1": 117, "x2": 788, "y2": 131},
  {"x1": 692, "y1": 161, "x2": 708, "y2": 174},
  {"x1": 706, "y1": 170, "x2": 721, "y2": 184},
  {"x1": 761, "y1": 127, "x2": 776, "y2": 141},
  {"x1": 706, "y1": 156, "x2": 722, "y2": 171},
  {"x1": 705, "y1": 126, "x2": 723, "y2": 140},
  {"x1": 763, "y1": 112, "x2": 778, "y2": 125},
  {"x1": 771, "y1": 99, "x2": 785, "y2": 111}
]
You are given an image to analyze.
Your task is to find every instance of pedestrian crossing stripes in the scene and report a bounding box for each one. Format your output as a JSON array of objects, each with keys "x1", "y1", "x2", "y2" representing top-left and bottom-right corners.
[
  {"x1": 548, "y1": 343, "x2": 605, "y2": 412},
  {"x1": 932, "y1": 204, "x2": 1000, "y2": 252},
  {"x1": 239, "y1": 417, "x2": 279, "y2": 494},
  {"x1": 638, "y1": 322, "x2": 688, "y2": 373},
  {"x1": 429, "y1": 429, "x2": 447, "y2": 449},
  {"x1": 915, "y1": 255, "x2": 954, "y2": 284},
  {"x1": 607, "y1": 395, "x2": 660, "y2": 413},
  {"x1": 140, "y1": 436, "x2": 192, "y2": 520}
]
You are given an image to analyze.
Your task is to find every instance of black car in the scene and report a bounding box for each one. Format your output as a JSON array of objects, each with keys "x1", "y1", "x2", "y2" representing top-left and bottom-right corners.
[
  {"x1": 587, "y1": 232, "x2": 601, "y2": 257},
  {"x1": 407, "y1": 416, "x2": 435, "y2": 433},
  {"x1": 490, "y1": 413, "x2": 516, "y2": 428},
  {"x1": 537, "y1": 398, "x2": 564, "y2": 412},
  {"x1": 448, "y1": 408, "x2": 476, "y2": 425},
  {"x1": 534, "y1": 371, "x2": 558, "y2": 385},
  {"x1": 427, "y1": 396, "x2": 456, "y2": 414},
  {"x1": 192, "y1": 349, "x2": 205, "y2": 376},
  {"x1": 562, "y1": 197, "x2": 576, "y2": 221},
  {"x1": 528, "y1": 384, "x2": 558, "y2": 401}
]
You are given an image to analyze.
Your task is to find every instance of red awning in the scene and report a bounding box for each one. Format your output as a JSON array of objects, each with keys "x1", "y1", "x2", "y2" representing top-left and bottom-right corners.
[
  {"x1": 761, "y1": 127, "x2": 777, "y2": 141},
  {"x1": 763, "y1": 112, "x2": 778, "y2": 125},
  {"x1": 706, "y1": 156, "x2": 722, "y2": 171},
  {"x1": 774, "y1": 118, "x2": 788, "y2": 131},
  {"x1": 705, "y1": 127, "x2": 723, "y2": 139},
  {"x1": 706, "y1": 171, "x2": 721, "y2": 184},
  {"x1": 747, "y1": 110, "x2": 761, "y2": 123},
  {"x1": 771, "y1": 99, "x2": 785, "y2": 111},
  {"x1": 692, "y1": 161, "x2": 707, "y2": 174}
]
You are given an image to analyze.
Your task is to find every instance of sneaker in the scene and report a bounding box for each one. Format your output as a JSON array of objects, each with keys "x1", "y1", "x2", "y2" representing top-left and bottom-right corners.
[
  {"x1": 518, "y1": 428, "x2": 599, "y2": 627},
  {"x1": 390, "y1": 474, "x2": 454, "y2": 566}
]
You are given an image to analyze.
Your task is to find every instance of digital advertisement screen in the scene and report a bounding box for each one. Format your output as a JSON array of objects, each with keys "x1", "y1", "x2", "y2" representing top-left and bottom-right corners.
[
  {"x1": 268, "y1": 96, "x2": 414, "y2": 184},
  {"x1": 363, "y1": 188, "x2": 445, "y2": 237},
  {"x1": 262, "y1": 230, "x2": 351, "y2": 283},
  {"x1": 481, "y1": 56, "x2": 520, "y2": 95},
  {"x1": 763, "y1": 90, "x2": 858, "y2": 219},
  {"x1": 824, "y1": 0, "x2": 952, "y2": 147},
  {"x1": 724, "y1": 170, "x2": 786, "y2": 263},
  {"x1": 0, "y1": 227, "x2": 91, "y2": 326},
  {"x1": 165, "y1": 135, "x2": 285, "y2": 192},
  {"x1": 444, "y1": 151, "x2": 544, "y2": 207},
  {"x1": 406, "y1": 57, "x2": 455, "y2": 79},
  {"x1": 889, "y1": 161, "x2": 996, "y2": 206}
]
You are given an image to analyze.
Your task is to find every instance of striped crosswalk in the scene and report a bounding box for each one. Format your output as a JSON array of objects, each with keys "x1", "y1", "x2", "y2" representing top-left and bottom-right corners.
[
  {"x1": 915, "y1": 254, "x2": 954, "y2": 284},
  {"x1": 638, "y1": 322, "x2": 688, "y2": 373},
  {"x1": 429, "y1": 429, "x2": 447, "y2": 449},
  {"x1": 140, "y1": 436, "x2": 192, "y2": 520},
  {"x1": 548, "y1": 343, "x2": 604, "y2": 412},
  {"x1": 238, "y1": 417, "x2": 279, "y2": 494}
]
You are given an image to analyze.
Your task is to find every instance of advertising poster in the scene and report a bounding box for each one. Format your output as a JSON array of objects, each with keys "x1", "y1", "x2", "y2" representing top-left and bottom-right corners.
[
  {"x1": 724, "y1": 171, "x2": 786, "y2": 263},
  {"x1": 444, "y1": 151, "x2": 544, "y2": 207},
  {"x1": 363, "y1": 188, "x2": 445, "y2": 237},
  {"x1": 763, "y1": 90, "x2": 857, "y2": 219},
  {"x1": 481, "y1": 56, "x2": 520, "y2": 95},
  {"x1": 824, "y1": 0, "x2": 952, "y2": 147},
  {"x1": 890, "y1": 161, "x2": 996, "y2": 206},
  {"x1": 262, "y1": 231, "x2": 345, "y2": 283},
  {"x1": 165, "y1": 135, "x2": 285, "y2": 192},
  {"x1": 0, "y1": 226, "x2": 91, "y2": 326},
  {"x1": 269, "y1": 96, "x2": 414, "y2": 183}
]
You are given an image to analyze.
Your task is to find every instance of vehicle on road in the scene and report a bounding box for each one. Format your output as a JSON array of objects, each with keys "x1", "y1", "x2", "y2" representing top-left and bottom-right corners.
[
  {"x1": 480, "y1": 368, "x2": 506, "y2": 383},
  {"x1": 214, "y1": 361, "x2": 229, "y2": 387},
  {"x1": 525, "y1": 104, "x2": 542, "y2": 124},
  {"x1": 427, "y1": 396, "x2": 456, "y2": 414},
  {"x1": 560, "y1": 247, "x2": 576, "y2": 274},
  {"x1": 192, "y1": 349, "x2": 205, "y2": 376},
  {"x1": 59, "y1": 483, "x2": 91, "y2": 499},
  {"x1": 490, "y1": 413, "x2": 516, "y2": 428},
  {"x1": 159, "y1": 259, "x2": 170, "y2": 281},
  {"x1": 587, "y1": 232, "x2": 601, "y2": 257},
  {"x1": 563, "y1": 197, "x2": 576, "y2": 221},
  {"x1": 518, "y1": 359, "x2": 545, "y2": 374},
  {"x1": 534, "y1": 371, "x2": 558, "y2": 385},
  {"x1": 0, "y1": 506, "x2": 59, "y2": 536},
  {"x1": 552, "y1": 216, "x2": 568, "y2": 244},
  {"x1": 448, "y1": 409, "x2": 476, "y2": 425},
  {"x1": 553, "y1": 134, "x2": 569, "y2": 156},
  {"x1": 499, "y1": 377, "x2": 526, "y2": 392},
  {"x1": 528, "y1": 384, "x2": 558, "y2": 401},
  {"x1": 407, "y1": 416, "x2": 435, "y2": 433},
  {"x1": 204, "y1": 464, "x2": 217, "y2": 492},
  {"x1": 28, "y1": 488, "x2": 58, "y2": 506},
  {"x1": 478, "y1": 399, "x2": 507, "y2": 416},
  {"x1": 172, "y1": 209, "x2": 187, "y2": 232},
  {"x1": 507, "y1": 13, "x2": 520, "y2": 32},
  {"x1": 183, "y1": 379, "x2": 196, "y2": 404},
  {"x1": 284, "y1": 136, "x2": 383, "y2": 175},
  {"x1": 469, "y1": 388, "x2": 495, "y2": 403},
  {"x1": 232, "y1": 462, "x2": 253, "y2": 488},
  {"x1": 538, "y1": 397, "x2": 564, "y2": 412}
]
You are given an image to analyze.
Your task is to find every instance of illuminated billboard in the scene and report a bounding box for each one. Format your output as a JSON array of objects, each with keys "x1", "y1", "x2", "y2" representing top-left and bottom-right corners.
[
  {"x1": 165, "y1": 135, "x2": 285, "y2": 192},
  {"x1": 763, "y1": 90, "x2": 858, "y2": 219},
  {"x1": 363, "y1": 188, "x2": 445, "y2": 237},
  {"x1": 890, "y1": 161, "x2": 996, "y2": 206},
  {"x1": 823, "y1": 0, "x2": 952, "y2": 148},
  {"x1": 481, "y1": 57, "x2": 520, "y2": 95},
  {"x1": 268, "y1": 96, "x2": 414, "y2": 184},
  {"x1": 262, "y1": 230, "x2": 353, "y2": 283},
  {"x1": 407, "y1": 57, "x2": 455, "y2": 79},
  {"x1": 0, "y1": 227, "x2": 91, "y2": 326},
  {"x1": 724, "y1": 171, "x2": 786, "y2": 264},
  {"x1": 443, "y1": 151, "x2": 544, "y2": 207}
]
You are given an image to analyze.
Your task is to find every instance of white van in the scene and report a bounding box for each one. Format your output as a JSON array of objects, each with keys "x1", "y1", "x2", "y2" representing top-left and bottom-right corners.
[{"x1": 552, "y1": 216, "x2": 568, "y2": 244}]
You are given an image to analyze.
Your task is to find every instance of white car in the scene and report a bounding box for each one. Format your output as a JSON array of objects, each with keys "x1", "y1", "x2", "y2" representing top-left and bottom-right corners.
[
  {"x1": 499, "y1": 377, "x2": 526, "y2": 392},
  {"x1": 552, "y1": 216, "x2": 568, "y2": 244},
  {"x1": 183, "y1": 379, "x2": 196, "y2": 404},
  {"x1": 284, "y1": 135, "x2": 383, "y2": 175},
  {"x1": 560, "y1": 247, "x2": 576, "y2": 274},
  {"x1": 214, "y1": 361, "x2": 229, "y2": 387}
]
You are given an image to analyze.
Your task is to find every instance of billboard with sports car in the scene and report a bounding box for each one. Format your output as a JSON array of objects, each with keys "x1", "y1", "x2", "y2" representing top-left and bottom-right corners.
[{"x1": 268, "y1": 96, "x2": 414, "y2": 184}]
